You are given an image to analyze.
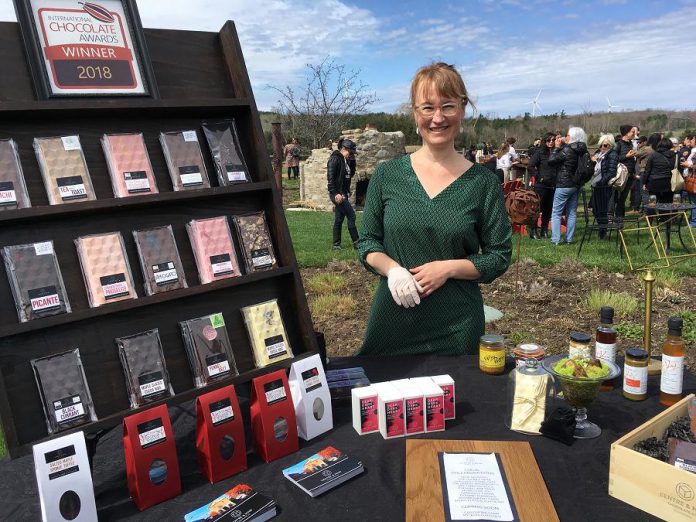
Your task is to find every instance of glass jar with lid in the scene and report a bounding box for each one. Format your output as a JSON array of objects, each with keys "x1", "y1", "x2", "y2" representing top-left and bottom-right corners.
[
  {"x1": 479, "y1": 334, "x2": 506, "y2": 375},
  {"x1": 568, "y1": 332, "x2": 592, "y2": 360},
  {"x1": 505, "y1": 358, "x2": 555, "y2": 434},
  {"x1": 513, "y1": 343, "x2": 545, "y2": 368}
]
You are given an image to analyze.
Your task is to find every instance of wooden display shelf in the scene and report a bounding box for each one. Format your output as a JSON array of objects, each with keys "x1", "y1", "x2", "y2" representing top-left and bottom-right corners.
[{"x1": 0, "y1": 265, "x2": 294, "y2": 339}]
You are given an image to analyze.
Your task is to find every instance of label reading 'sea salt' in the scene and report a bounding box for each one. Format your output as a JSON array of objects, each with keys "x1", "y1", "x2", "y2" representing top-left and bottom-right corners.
[
  {"x1": 137, "y1": 418, "x2": 166, "y2": 449},
  {"x1": 0, "y1": 181, "x2": 16, "y2": 206},
  {"x1": 209, "y1": 398, "x2": 234, "y2": 426},
  {"x1": 264, "y1": 335, "x2": 287, "y2": 359},
  {"x1": 152, "y1": 262, "x2": 178, "y2": 286},
  {"x1": 57, "y1": 176, "x2": 87, "y2": 201},
  {"x1": 45, "y1": 445, "x2": 79, "y2": 480},
  {"x1": 264, "y1": 379, "x2": 287, "y2": 405},
  {"x1": 53, "y1": 395, "x2": 85, "y2": 424},
  {"x1": 100, "y1": 273, "x2": 129, "y2": 300},
  {"x1": 210, "y1": 253, "x2": 234, "y2": 277},
  {"x1": 178, "y1": 165, "x2": 203, "y2": 186},
  {"x1": 124, "y1": 171, "x2": 151, "y2": 194},
  {"x1": 301, "y1": 368, "x2": 322, "y2": 393},
  {"x1": 205, "y1": 353, "x2": 230, "y2": 378},
  {"x1": 138, "y1": 371, "x2": 166, "y2": 399},
  {"x1": 28, "y1": 286, "x2": 61, "y2": 313}
]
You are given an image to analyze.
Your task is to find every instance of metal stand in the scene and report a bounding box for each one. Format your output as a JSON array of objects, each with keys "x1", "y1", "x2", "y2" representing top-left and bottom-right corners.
[{"x1": 642, "y1": 270, "x2": 661, "y2": 375}]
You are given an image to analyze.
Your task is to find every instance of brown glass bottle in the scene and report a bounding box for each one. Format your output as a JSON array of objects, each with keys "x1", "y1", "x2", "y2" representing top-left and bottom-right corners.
[
  {"x1": 596, "y1": 306, "x2": 617, "y2": 391},
  {"x1": 660, "y1": 317, "x2": 685, "y2": 407}
]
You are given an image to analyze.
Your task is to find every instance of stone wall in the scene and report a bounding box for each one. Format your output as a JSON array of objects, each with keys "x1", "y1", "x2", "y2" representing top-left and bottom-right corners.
[{"x1": 299, "y1": 128, "x2": 406, "y2": 210}]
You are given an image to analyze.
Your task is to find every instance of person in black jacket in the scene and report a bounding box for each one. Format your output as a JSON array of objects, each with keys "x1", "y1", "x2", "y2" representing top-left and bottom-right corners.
[
  {"x1": 548, "y1": 126, "x2": 588, "y2": 245},
  {"x1": 615, "y1": 125, "x2": 637, "y2": 217},
  {"x1": 327, "y1": 138, "x2": 359, "y2": 249},
  {"x1": 641, "y1": 137, "x2": 675, "y2": 205},
  {"x1": 591, "y1": 134, "x2": 619, "y2": 238},
  {"x1": 527, "y1": 132, "x2": 557, "y2": 239}
]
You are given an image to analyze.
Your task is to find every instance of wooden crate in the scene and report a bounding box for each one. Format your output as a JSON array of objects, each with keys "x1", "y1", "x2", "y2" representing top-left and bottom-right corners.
[{"x1": 610, "y1": 394, "x2": 696, "y2": 520}]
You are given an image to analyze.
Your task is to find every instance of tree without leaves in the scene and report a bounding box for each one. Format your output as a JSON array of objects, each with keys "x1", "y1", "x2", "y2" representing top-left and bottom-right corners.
[{"x1": 270, "y1": 57, "x2": 378, "y2": 149}]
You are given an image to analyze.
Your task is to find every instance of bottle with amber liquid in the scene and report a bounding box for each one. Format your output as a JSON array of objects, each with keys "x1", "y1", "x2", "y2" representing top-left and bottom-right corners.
[
  {"x1": 660, "y1": 317, "x2": 685, "y2": 407},
  {"x1": 596, "y1": 306, "x2": 617, "y2": 391}
]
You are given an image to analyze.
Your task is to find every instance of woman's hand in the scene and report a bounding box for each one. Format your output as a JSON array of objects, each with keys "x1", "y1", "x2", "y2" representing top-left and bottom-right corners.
[
  {"x1": 387, "y1": 267, "x2": 423, "y2": 308},
  {"x1": 410, "y1": 261, "x2": 450, "y2": 297}
]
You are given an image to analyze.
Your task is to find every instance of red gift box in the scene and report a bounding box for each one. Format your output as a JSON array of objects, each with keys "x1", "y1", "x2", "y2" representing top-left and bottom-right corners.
[
  {"x1": 123, "y1": 404, "x2": 181, "y2": 510},
  {"x1": 196, "y1": 385, "x2": 247, "y2": 483},
  {"x1": 250, "y1": 370, "x2": 299, "y2": 463}
]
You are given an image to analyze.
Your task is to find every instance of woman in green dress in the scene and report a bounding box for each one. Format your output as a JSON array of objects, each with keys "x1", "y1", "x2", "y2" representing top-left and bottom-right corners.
[{"x1": 357, "y1": 63, "x2": 512, "y2": 356}]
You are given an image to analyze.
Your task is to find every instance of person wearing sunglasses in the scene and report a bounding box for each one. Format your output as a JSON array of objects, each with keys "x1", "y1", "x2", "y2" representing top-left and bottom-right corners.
[
  {"x1": 356, "y1": 62, "x2": 511, "y2": 356},
  {"x1": 528, "y1": 132, "x2": 558, "y2": 239},
  {"x1": 590, "y1": 134, "x2": 619, "y2": 239}
]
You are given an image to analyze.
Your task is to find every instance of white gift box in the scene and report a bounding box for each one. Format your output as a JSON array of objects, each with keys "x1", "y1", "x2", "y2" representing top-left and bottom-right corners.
[{"x1": 288, "y1": 354, "x2": 333, "y2": 440}]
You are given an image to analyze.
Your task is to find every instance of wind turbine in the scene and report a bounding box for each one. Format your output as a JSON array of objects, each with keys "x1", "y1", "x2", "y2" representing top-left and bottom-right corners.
[
  {"x1": 606, "y1": 97, "x2": 622, "y2": 113},
  {"x1": 525, "y1": 89, "x2": 543, "y2": 117}
]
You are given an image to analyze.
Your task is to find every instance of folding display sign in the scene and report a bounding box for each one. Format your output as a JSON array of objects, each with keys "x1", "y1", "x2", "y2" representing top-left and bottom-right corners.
[
  {"x1": 288, "y1": 354, "x2": 333, "y2": 440},
  {"x1": 250, "y1": 370, "x2": 299, "y2": 463},
  {"x1": 123, "y1": 405, "x2": 181, "y2": 511},
  {"x1": 33, "y1": 431, "x2": 97, "y2": 522},
  {"x1": 195, "y1": 385, "x2": 247, "y2": 483}
]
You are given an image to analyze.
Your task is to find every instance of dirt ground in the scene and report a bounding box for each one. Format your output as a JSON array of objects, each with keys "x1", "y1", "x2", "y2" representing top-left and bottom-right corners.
[{"x1": 302, "y1": 258, "x2": 696, "y2": 370}]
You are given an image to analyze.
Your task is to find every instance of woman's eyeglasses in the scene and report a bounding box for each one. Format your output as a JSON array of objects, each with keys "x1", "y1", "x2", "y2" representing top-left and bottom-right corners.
[
  {"x1": 600, "y1": 143, "x2": 610, "y2": 148},
  {"x1": 414, "y1": 103, "x2": 460, "y2": 117}
]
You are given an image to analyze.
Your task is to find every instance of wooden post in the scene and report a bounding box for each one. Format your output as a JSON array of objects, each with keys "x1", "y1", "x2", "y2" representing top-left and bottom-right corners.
[{"x1": 271, "y1": 122, "x2": 283, "y2": 196}]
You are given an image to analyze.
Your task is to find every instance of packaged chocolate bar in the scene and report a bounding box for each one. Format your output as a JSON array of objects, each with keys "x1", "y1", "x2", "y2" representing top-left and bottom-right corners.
[
  {"x1": 101, "y1": 133, "x2": 158, "y2": 198},
  {"x1": 133, "y1": 225, "x2": 188, "y2": 295},
  {"x1": 31, "y1": 348, "x2": 97, "y2": 434},
  {"x1": 240, "y1": 299, "x2": 293, "y2": 368},
  {"x1": 179, "y1": 312, "x2": 238, "y2": 387},
  {"x1": 116, "y1": 329, "x2": 174, "y2": 408},
  {"x1": 33, "y1": 136, "x2": 96, "y2": 205},
  {"x1": 202, "y1": 119, "x2": 250, "y2": 185},
  {"x1": 2, "y1": 241, "x2": 71, "y2": 322},
  {"x1": 186, "y1": 216, "x2": 241, "y2": 284},
  {"x1": 159, "y1": 130, "x2": 211, "y2": 191},
  {"x1": 75, "y1": 231, "x2": 138, "y2": 307},
  {"x1": 0, "y1": 138, "x2": 31, "y2": 210},
  {"x1": 232, "y1": 212, "x2": 277, "y2": 273}
]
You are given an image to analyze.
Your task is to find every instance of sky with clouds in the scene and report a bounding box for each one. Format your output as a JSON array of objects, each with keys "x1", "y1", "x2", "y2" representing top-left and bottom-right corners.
[{"x1": 1, "y1": 0, "x2": 694, "y2": 116}]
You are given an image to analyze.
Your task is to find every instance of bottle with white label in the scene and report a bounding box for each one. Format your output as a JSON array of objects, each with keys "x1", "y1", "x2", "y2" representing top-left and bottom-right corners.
[
  {"x1": 596, "y1": 306, "x2": 617, "y2": 391},
  {"x1": 660, "y1": 316, "x2": 685, "y2": 407}
]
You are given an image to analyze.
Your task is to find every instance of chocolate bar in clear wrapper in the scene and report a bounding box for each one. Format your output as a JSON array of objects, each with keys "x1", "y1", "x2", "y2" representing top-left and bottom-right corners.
[
  {"x1": 202, "y1": 119, "x2": 250, "y2": 185},
  {"x1": 232, "y1": 212, "x2": 277, "y2": 273},
  {"x1": 116, "y1": 329, "x2": 173, "y2": 408},
  {"x1": 241, "y1": 299, "x2": 293, "y2": 368},
  {"x1": 187, "y1": 216, "x2": 240, "y2": 284},
  {"x1": 159, "y1": 130, "x2": 211, "y2": 191},
  {"x1": 179, "y1": 313, "x2": 238, "y2": 387},
  {"x1": 133, "y1": 225, "x2": 187, "y2": 295},
  {"x1": 2, "y1": 241, "x2": 71, "y2": 322},
  {"x1": 101, "y1": 133, "x2": 158, "y2": 198},
  {"x1": 0, "y1": 138, "x2": 31, "y2": 210},
  {"x1": 31, "y1": 348, "x2": 97, "y2": 434},
  {"x1": 33, "y1": 136, "x2": 96, "y2": 205},
  {"x1": 75, "y1": 231, "x2": 137, "y2": 307}
]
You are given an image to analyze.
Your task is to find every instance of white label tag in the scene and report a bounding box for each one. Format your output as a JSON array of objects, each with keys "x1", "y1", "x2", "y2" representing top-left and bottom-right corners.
[
  {"x1": 34, "y1": 242, "x2": 54, "y2": 256},
  {"x1": 207, "y1": 359, "x2": 230, "y2": 377},
  {"x1": 47, "y1": 454, "x2": 77, "y2": 478},
  {"x1": 31, "y1": 293, "x2": 60, "y2": 312},
  {"x1": 227, "y1": 171, "x2": 247, "y2": 182},
  {"x1": 103, "y1": 280, "x2": 128, "y2": 298},
  {"x1": 180, "y1": 172, "x2": 203, "y2": 185},
  {"x1": 0, "y1": 189, "x2": 16, "y2": 205},
  {"x1": 124, "y1": 173, "x2": 151, "y2": 192},
  {"x1": 265, "y1": 386, "x2": 286, "y2": 403},
  {"x1": 595, "y1": 342, "x2": 616, "y2": 363},
  {"x1": 210, "y1": 405, "x2": 234, "y2": 424},
  {"x1": 568, "y1": 346, "x2": 591, "y2": 360},
  {"x1": 138, "y1": 426, "x2": 166, "y2": 448},
  {"x1": 623, "y1": 364, "x2": 648, "y2": 395},
  {"x1": 54, "y1": 402, "x2": 85, "y2": 423},
  {"x1": 661, "y1": 354, "x2": 684, "y2": 395},
  {"x1": 303, "y1": 374, "x2": 321, "y2": 390},
  {"x1": 182, "y1": 130, "x2": 198, "y2": 142},
  {"x1": 58, "y1": 183, "x2": 87, "y2": 199},
  {"x1": 252, "y1": 254, "x2": 273, "y2": 268},
  {"x1": 266, "y1": 340, "x2": 286, "y2": 357},
  {"x1": 212, "y1": 259, "x2": 233, "y2": 276},
  {"x1": 61, "y1": 136, "x2": 81, "y2": 151},
  {"x1": 153, "y1": 267, "x2": 178, "y2": 285},
  {"x1": 139, "y1": 379, "x2": 166, "y2": 398}
]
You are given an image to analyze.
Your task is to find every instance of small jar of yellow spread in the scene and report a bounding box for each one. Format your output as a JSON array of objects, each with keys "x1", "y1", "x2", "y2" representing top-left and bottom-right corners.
[{"x1": 479, "y1": 334, "x2": 506, "y2": 375}]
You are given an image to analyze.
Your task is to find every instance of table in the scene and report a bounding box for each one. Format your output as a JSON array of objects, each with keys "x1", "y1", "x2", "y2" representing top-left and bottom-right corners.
[
  {"x1": 1, "y1": 356, "x2": 690, "y2": 521},
  {"x1": 648, "y1": 202, "x2": 696, "y2": 252}
]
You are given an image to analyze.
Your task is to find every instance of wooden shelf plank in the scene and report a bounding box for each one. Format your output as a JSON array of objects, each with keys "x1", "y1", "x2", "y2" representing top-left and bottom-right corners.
[
  {"x1": 0, "y1": 181, "x2": 271, "y2": 224},
  {"x1": 0, "y1": 265, "x2": 294, "y2": 339}
]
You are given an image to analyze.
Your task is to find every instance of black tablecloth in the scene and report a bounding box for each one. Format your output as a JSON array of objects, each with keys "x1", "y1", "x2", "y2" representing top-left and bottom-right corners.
[{"x1": 2, "y1": 355, "x2": 690, "y2": 521}]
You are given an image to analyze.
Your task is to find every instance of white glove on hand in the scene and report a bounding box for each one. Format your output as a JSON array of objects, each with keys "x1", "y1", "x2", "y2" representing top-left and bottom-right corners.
[{"x1": 387, "y1": 267, "x2": 423, "y2": 308}]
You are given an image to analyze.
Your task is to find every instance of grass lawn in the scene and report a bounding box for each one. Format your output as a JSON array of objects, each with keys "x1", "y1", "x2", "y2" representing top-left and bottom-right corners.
[{"x1": 285, "y1": 210, "x2": 364, "y2": 266}]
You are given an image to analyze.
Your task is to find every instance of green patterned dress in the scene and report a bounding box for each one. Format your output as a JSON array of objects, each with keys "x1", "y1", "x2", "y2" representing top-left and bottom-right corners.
[{"x1": 357, "y1": 155, "x2": 512, "y2": 356}]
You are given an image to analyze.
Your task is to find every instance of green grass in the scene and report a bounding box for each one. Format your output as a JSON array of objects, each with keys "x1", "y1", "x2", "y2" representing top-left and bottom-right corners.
[
  {"x1": 305, "y1": 273, "x2": 347, "y2": 294},
  {"x1": 584, "y1": 289, "x2": 639, "y2": 318},
  {"x1": 654, "y1": 270, "x2": 683, "y2": 290},
  {"x1": 309, "y1": 294, "x2": 357, "y2": 322}
]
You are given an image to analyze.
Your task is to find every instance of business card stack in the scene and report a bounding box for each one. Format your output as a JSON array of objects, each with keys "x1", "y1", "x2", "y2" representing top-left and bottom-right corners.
[
  {"x1": 283, "y1": 446, "x2": 364, "y2": 497},
  {"x1": 185, "y1": 484, "x2": 276, "y2": 522}
]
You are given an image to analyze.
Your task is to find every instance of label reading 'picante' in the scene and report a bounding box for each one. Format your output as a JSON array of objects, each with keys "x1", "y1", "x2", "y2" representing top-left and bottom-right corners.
[
  {"x1": 152, "y1": 262, "x2": 178, "y2": 286},
  {"x1": 28, "y1": 286, "x2": 61, "y2": 314},
  {"x1": 178, "y1": 165, "x2": 203, "y2": 186},
  {"x1": 210, "y1": 253, "x2": 234, "y2": 277},
  {"x1": 209, "y1": 397, "x2": 234, "y2": 426},
  {"x1": 301, "y1": 367, "x2": 322, "y2": 393},
  {"x1": 137, "y1": 418, "x2": 166, "y2": 449},
  {"x1": 57, "y1": 176, "x2": 87, "y2": 201},
  {"x1": 124, "y1": 171, "x2": 151, "y2": 194},
  {"x1": 45, "y1": 445, "x2": 79, "y2": 480},
  {"x1": 264, "y1": 335, "x2": 287, "y2": 359},
  {"x1": 53, "y1": 395, "x2": 85, "y2": 424},
  {"x1": 263, "y1": 379, "x2": 287, "y2": 405},
  {"x1": 100, "y1": 273, "x2": 129, "y2": 299}
]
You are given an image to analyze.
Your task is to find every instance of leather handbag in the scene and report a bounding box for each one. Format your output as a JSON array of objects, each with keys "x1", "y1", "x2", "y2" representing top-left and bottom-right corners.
[{"x1": 685, "y1": 173, "x2": 696, "y2": 194}]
